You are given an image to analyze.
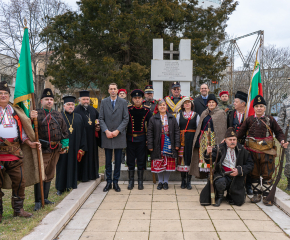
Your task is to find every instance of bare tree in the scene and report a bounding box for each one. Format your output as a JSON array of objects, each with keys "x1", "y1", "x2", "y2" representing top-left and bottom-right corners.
[
  {"x1": 261, "y1": 45, "x2": 290, "y2": 115},
  {"x1": 220, "y1": 45, "x2": 290, "y2": 115},
  {"x1": 0, "y1": 0, "x2": 70, "y2": 106}
]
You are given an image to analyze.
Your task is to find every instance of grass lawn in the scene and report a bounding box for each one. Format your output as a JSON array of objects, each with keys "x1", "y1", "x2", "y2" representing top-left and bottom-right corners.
[
  {"x1": 0, "y1": 165, "x2": 106, "y2": 239},
  {"x1": 0, "y1": 178, "x2": 70, "y2": 240}
]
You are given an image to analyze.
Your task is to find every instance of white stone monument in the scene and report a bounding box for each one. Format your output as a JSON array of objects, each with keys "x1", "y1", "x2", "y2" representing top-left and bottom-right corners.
[{"x1": 151, "y1": 39, "x2": 193, "y2": 99}]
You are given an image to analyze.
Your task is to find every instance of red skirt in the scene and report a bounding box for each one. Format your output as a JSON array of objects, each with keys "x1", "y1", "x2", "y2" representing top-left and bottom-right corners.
[{"x1": 151, "y1": 134, "x2": 176, "y2": 173}]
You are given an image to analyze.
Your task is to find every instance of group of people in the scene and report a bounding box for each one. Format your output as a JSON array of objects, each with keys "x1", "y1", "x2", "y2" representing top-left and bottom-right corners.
[{"x1": 0, "y1": 79, "x2": 289, "y2": 222}]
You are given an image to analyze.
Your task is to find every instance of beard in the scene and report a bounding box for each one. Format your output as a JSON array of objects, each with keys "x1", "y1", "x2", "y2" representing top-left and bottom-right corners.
[{"x1": 81, "y1": 103, "x2": 89, "y2": 108}]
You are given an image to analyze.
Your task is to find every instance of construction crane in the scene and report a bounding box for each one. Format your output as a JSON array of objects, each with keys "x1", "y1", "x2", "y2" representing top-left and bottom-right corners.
[{"x1": 220, "y1": 30, "x2": 264, "y2": 102}]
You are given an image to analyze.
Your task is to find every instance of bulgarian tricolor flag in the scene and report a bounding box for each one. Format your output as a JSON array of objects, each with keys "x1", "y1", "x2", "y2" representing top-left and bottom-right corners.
[{"x1": 245, "y1": 47, "x2": 263, "y2": 118}]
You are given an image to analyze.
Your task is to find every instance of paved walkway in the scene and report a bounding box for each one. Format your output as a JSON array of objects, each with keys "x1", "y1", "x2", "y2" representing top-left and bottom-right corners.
[{"x1": 58, "y1": 182, "x2": 290, "y2": 240}]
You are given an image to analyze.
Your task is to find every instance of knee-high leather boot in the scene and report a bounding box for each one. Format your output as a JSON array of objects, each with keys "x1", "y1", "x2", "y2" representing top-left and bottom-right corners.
[
  {"x1": 43, "y1": 182, "x2": 54, "y2": 205},
  {"x1": 12, "y1": 197, "x2": 32, "y2": 218},
  {"x1": 127, "y1": 170, "x2": 135, "y2": 190},
  {"x1": 34, "y1": 183, "x2": 42, "y2": 211},
  {"x1": 137, "y1": 170, "x2": 144, "y2": 190},
  {"x1": 213, "y1": 191, "x2": 224, "y2": 207},
  {"x1": 181, "y1": 172, "x2": 186, "y2": 189},
  {"x1": 186, "y1": 173, "x2": 192, "y2": 190}
]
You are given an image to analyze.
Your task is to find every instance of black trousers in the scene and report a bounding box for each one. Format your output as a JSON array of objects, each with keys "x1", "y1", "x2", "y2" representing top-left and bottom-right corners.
[
  {"x1": 214, "y1": 176, "x2": 232, "y2": 192},
  {"x1": 126, "y1": 140, "x2": 147, "y2": 171},
  {"x1": 105, "y1": 149, "x2": 122, "y2": 184}
]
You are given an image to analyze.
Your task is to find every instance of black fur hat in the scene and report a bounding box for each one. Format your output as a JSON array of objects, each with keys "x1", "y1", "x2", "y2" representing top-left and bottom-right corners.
[
  {"x1": 253, "y1": 95, "x2": 266, "y2": 107},
  {"x1": 0, "y1": 81, "x2": 10, "y2": 94},
  {"x1": 41, "y1": 88, "x2": 54, "y2": 99}
]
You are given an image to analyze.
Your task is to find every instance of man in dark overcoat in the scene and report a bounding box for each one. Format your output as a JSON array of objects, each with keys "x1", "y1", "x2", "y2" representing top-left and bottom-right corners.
[
  {"x1": 99, "y1": 83, "x2": 129, "y2": 192},
  {"x1": 193, "y1": 83, "x2": 210, "y2": 116},
  {"x1": 200, "y1": 127, "x2": 254, "y2": 207}
]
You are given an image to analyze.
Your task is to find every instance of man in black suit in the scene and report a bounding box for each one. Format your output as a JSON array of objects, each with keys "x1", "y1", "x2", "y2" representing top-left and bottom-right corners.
[{"x1": 193, "y1": 83, "x2": 210, "y2": 115}]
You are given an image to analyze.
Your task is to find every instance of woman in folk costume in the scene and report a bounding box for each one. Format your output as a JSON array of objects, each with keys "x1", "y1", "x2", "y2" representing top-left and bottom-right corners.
[
  {"x1": 176, "y1": 97, "x2": 200, "y2": 189},
  {"x1": 147, "y1": 99, "x2": 180, "y2": 190},
  {"x1": 189, "y1": 94, "x2": 227, "y2": 178}
]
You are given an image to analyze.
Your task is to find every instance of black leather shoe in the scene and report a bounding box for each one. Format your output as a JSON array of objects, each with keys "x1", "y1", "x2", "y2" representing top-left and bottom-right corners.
[
  {"x1": 56, "y1": 190, "x2": 63, "y2": 196},
  {"x1": 163, "y1": 182, "x2": 169, "y2": 190},
  {"x1": 157, "y1": 182, "x2": 163, "y2": 190},
  {"x1": 113, "y1": 183, "x2": 121, "y2": 192},
  {"x1": 103, "y1": 183, "x2": 112, "y2": 192},
  {"x1": 44, "y1": 199, "x2": 54, "y2": 205}
]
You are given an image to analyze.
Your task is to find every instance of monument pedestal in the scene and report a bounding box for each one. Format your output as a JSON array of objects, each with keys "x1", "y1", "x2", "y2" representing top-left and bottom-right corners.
[{"x1": 151, "y1": 39, "x2": 192, "y2": 99}]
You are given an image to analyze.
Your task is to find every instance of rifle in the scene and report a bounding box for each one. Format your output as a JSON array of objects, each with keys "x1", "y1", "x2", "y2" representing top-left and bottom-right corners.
[
  {"x1": 265, "y1": 123, "x2": 289, "y2": 203},
  {"x1": 208, "y1": 123, "x2": 215, "y2": 205}
]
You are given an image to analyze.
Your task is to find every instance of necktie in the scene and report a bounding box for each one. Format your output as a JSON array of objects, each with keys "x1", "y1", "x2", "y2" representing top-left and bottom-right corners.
[{"x1": 112, "y1": 101, "x2": 115, "y2": 109}]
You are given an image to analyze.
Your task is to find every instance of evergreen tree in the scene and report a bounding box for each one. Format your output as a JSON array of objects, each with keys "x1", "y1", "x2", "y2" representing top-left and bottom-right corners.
[{"x1": 42, "y1": 0, "x2": 238, "y2": 95}]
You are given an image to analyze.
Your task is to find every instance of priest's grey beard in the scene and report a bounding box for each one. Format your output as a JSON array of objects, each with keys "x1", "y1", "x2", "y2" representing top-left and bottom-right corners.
[{"x1": 81, "y1": 103, "x2": 89, "y2": 108}]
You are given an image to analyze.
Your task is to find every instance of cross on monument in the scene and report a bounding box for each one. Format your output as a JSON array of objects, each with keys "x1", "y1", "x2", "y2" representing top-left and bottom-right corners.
[
  {"x1": 163, "y1": 43, "x2": 179, "y2": 60},
  {"x1": 151, "y1": 39, "x2": 193, "y2": 99}
]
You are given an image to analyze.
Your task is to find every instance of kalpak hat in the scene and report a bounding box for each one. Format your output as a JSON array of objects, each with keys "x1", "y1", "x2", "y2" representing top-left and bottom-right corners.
[
  {"x1": 224, "y1": 127, "x2": 237, "y2": 138},
  {"x1": 253, "y1": 95, "x2": 266, "y2": 107},
  {"x1": 0, "y1": 81, "x2": 10, "y2": 94},
  {"x1": 207, "y1": 94, "x2": 218, "y2": 105},
  {"x1": 235, "y1": 91, "x2": 248, "y2": 103},
  {"x1": 41, "y1": 88, "x2": 54, "y2": 99}
]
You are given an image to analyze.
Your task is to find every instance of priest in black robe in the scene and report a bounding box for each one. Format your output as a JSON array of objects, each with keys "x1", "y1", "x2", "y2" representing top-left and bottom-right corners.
[
  {"x1": 56, "y1": 96, "x2": 87, "y2": 195},
  {"x1": 74, "y1": 90, "x2": 101, "y2": 182}
]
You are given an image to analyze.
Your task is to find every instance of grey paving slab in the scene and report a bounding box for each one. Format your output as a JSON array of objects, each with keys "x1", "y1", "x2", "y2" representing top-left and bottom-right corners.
[
  {"x1": 114, "y1": 231, "x2": 149, "y2": 240},
  {"x1": 65, "y1": 209, "x2": 96, "y2": 230},
  {"x1": 58, "y1": 230, "x2": 83, "y2": 240},
  {"x1": 181, "y1": 219, "x2": 215, "y2": 232},
  {"x1": 79, "y1": 231, "x2": 115, "y2": 240},
  {"x1": 150, "y1": 220, "x2": 182, "y2": 232},
  {"x1": 257, "y1": 200, "x2": 290, "y2": 235},
  {"x1": 92, "y1": 210, "x2": 123, "y2": 220},
  {"x1": 117, "y1": 219, "x2": 150, "y2": 232},
  {"x1": 218, "y1": 231, "x2": 255, "y2": 240},
  {"x1": 56, "y1": 182, "x2": 290, "y2": 240},
  {"x1": 149, "y1": 232, "x2": 184, "y2": 240},
  {"x1": 184, "y1": 232, "x2": 219, "y2": 240},
  {"x1": 252, "y1": 232, "x2": 290, "y2": 240}
]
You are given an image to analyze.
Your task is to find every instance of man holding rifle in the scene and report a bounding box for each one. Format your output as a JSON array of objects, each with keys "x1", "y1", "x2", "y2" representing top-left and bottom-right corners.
[
  {"x1": 237, "y1": 95, "x2": 288, "y2": 206},
  {"x1": 200, "y1": 127, "x2": 254, "y2": 207}
]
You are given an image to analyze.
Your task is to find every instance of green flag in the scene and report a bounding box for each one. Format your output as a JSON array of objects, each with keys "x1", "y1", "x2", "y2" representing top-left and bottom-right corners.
[{"x1": 13, "y1": 27, "x2": 34, "y2": 117}]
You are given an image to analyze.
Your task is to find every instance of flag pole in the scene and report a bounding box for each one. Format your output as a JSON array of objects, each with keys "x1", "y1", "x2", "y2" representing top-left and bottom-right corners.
[{"x1": 23, "y1": 18, "x2": 45, "y2": 208}]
